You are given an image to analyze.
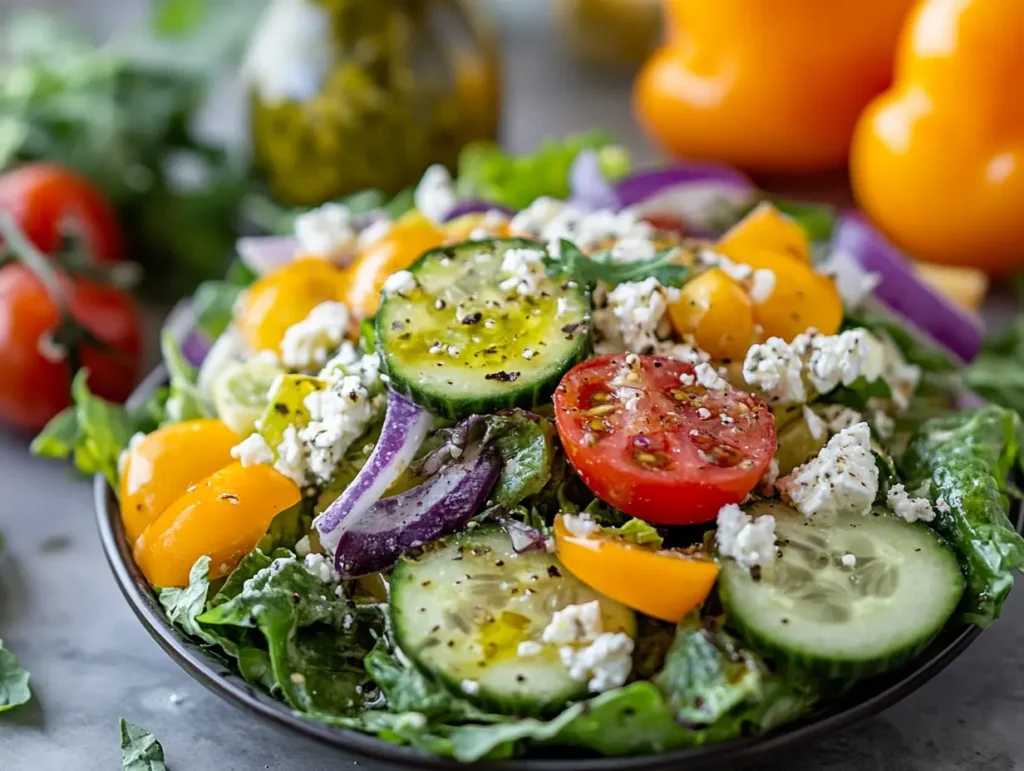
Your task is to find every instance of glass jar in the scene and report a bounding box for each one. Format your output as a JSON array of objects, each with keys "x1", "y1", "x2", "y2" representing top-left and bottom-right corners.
[
  {"x1": 556, "y1": 0, "x2": 661, "y2": 67},
  {"x1": 245, "y1": 0, "x2": 500, "y2": 207}
]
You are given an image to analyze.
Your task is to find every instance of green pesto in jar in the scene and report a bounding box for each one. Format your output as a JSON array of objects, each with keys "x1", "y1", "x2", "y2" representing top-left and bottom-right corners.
[{"x1": 247, "y1": 0, "x2": 500, "y2": 207}]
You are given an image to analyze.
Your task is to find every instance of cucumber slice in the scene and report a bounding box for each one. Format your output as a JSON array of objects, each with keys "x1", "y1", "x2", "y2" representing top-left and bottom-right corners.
[
  {"x1": 377, "y1": 239, "x2": 591, "y2": 419},
  {"x1": 719, "y1": 502, "x2": 965, "y2": 679},
  {"x1": 211, "y1": 357, "x2": 285, "y2": 436},
  {"x1": 390, "y1": 526, "x2": 636, "y2": 716}
]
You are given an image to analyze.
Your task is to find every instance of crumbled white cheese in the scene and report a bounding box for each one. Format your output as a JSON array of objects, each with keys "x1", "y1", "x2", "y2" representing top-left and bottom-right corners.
[
  {"x1": 280, "y1": 301, "x2": 350, "y2": 371},
  {"x1": 299, "y1": 374, "x2": 379, "y2": 485},
  {"x1": 508, "y1": 197, "x2": 567, "y2": 239},
  {"x1": 700, "y1": 251, "x2": 753, "y2": 282},
  {"x1": 517, "y1": 640, "x2": 543, "y2": 658},
  {"x1": 498, "y1": 247, "x2": 549, "y2": 297},
  {"x1": 697, "y1": 407, "x2": 712, "y2": 420},
  {"x1": 804, "y1": 329, "x2": 885, "y2": 396},
  {"x1": 414, "y1": 164, "x2": 457, "y2": 224},
  {"x1": 274, "y1": 424, "x2": 308, "y2": 487},
  {"x1": 716, "y1": 503, "x2": 777, "y2": 569},
  {"x1": 886, "y1": 483, "x2": 936, "y2": 523},
  {"x1": 542, "y1": 601, "x2": 604, "y2": 646},
  {"x1": 356, "y1": 217, "x2": 392, "y2": 251},
  {"x1": 232, "y1": 433, "x2": 274, "y2": 467},
  {"x1": 779, "y1": 422, "x2": 879, "y2": 519},
  {"x1": 757, "y1": 458, "x2": 780, "y2": 496},
  {"x1": 592, "y1": 277, "x2": 680, "y2": 354},
  {"x1": 613, "y1": 385, "x2": 643, "y2": 412},
  {"x1": 382, "y1": 269, "x2": 417, "y2": 297},
  {"x1": 303, "y1": 552, "x2": 338, "y2": 583},
  {"x1": 559, "y1": 632, "x2": 634, "y2": 693},
  {"x1": 841, "y1": 553, "x2": 857, "y2": 568},
  {"x1": 560, "y1": 513, "x2": 601, "y2": 539},
  {"x1": 819, "y1": 405, "x2": 864, "y2": 434},
  {"x1": 460, "y1": 679, "x2": 480, "y2": 696},
  {"x1": 294, "y1": 204, "x2": 356, "y2": 261},
  {"x1": 695, "y1": 362, "x2": 729, "y2": 392},
  {"x1": 803, "y1": 405, "x2": 827, "y2": 442},
  {"x1": 295, "y1": 535, "x2": 312, "y2": 557},
  {"x1": 937, "y1": 496, "x2": 951, "y2": 514},
  {"x1": 319, "y1": 341, "x2": 381, "y2": 391},
  {"x1": 749, "y1": 268, "x2": 777, "y2": 303},
  {"x1": 872, "y1": 408, "x2": 896, "y2": 440},
  {"x1": 743, "y1": 337, "x2": 806, "y2": 404},
  {"x1": 820, "y1": 249, "x2": 882, "y2": 309},
  {"x1": 610, "y1": 236, "x2": 656, "y2": 264}
]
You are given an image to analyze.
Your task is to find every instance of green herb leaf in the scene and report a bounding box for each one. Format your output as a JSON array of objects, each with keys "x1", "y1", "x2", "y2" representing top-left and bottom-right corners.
[
  {"x1": 602, "y1": 518, "x2": 664, "y2": 548},
  {"x1": 557, "y1": 240, "x2": 690, "y2": 289},
  {"x1": 901, "y1": 406, "x2": 1024, "y2": 626},
  {"x1": 199, "y1": 555, "x2": 383, "y2": 715},
  {"x1": 192, "y1": 281, "x2": 243, "y2": 339},
  {"x1": 455, "y1": 132, "x2": 630, "y2": 211},
  {"x1": 31, "y1": 370, "x2": 155, "y2": 489},
  {"x1": 966, "y1": 318, "x2": 1024, "y2": 418},
  {"x1": 119, "y1": 719, "x2": 167, "y2": 771},
  {"x1": 765, "y1": 198, "x2": 837, "y2": 243},
  {"x1": 0, "y1": 639, "x2": 31, "y2": 712},
  {"x1": 161, "y1": 331, "x2": 213, "y2": 423},
  {"x1": 483, "y1": 411, "x2": 557, "y2": 508}
]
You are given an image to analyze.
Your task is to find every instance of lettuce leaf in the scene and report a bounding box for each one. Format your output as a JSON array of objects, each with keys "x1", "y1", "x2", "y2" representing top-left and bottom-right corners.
[
  {"x1": 556, "y1": 240, "x2": 690, "y2": 289},
  {"x1": 198, "y1": 554, "x2": 383, "y2": 716},
  {"x1": 31, "y1": 369, "x2": 161, "y2": 489},
  {"x1": 119, "y1": 719, "x2": 167, "y2": 771},
  {"x1": 965, "y1": 317, "x2": 1024, "y2": 419},
  {"x1": 900, "y1": 405, "x2": 1024, "y2": 626},
  {"x1": 482, "y1": 411, "x2": 557, "y2": 508},
  {"x1": 161, "y1": 331, "x2": 212, "y2": 423},
  {"x1": 0, "y1": 638, "x2": 31, "y2": 712}
]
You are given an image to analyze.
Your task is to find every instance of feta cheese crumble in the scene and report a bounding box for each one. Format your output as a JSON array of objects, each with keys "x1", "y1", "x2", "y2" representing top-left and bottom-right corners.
[
  {"x1": 749, "y1": 268, "x2": 777, "y2": 303},
  {"x1": 232, "y1": 433, "x2": 274, "y2": 467},
  {"x1": 294, "y1": 204, "x2": 356, "y2": 262},
  {"x1": 541, "y1": 601, "x2": 633, "y2": 693},
  {"x1": 414, "y1": 164, "x2": 457, "y2": 225},
  {"x1": 592, "y1": 277, "x2": 680, "y2": 354},
  {"x1": 382, "y1": 269, "x2": 417, "y2": 297},
  {"x1": 716, "y1": 503, "x2": 777, "y2": 569},
  {"x1": 886, "y1": 483, "x2": 936, "y2": 523},
  {"x1": 516, "y1": 641, "x2": 543, "y2": 658},
  {"x1": 819, "y1": 405, "x2": 864, "y2": 434},
  {"x1": 695, "y1": 362, "x2": 729, "y2": 391},
  {"x1": 560, "y1": 513, "x2": 601, "y2": 538},
  {"x1": 841, "y1": 553, "x2": 857, "y2": 568},
  {"x1": 299, "y1": 374, "x2": 378, "y2": 485},
  {"x1": 498, "y1": 247, "x2": 549, "y2": 297},
  {"x1": 319, "y1": 341, "x2": 381, "y2": 391},
  {"x1": 280, "y1": 301, "x2": 350, "y2": 370},
  {"x1": 779, "y1": 422, "x2": 879, "y2": 519},
  {"x1": 803, "y1": 405, "x2": 827, "y2": 442},
  {"x1": 303, "y1": 552, "x2": 339, "y2": 583}
]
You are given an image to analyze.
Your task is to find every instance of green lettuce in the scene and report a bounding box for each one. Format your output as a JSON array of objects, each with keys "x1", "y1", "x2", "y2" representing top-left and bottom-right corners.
[
  {"x1": 602, "y1": 518, "x2": 664, "y2": 548},
  {"x1": 965, "y1": 317, "x2": 1024, "y2": 418},
  {"x1": 31, "y1": 369, "x2": 162, "y2": 489},
  {"x1": 119, "y1": 719, "x2": 167, "y2": 771},
  {"x1": 198, "y1": 554, "x2": 383, "y2": 716},
  {"x1": 483, "y1": 411, "x2": 557, "y2": 508},
  {"x1": 0, "y1": 638, "x2": 31, "y2": 712},
  {"x1": 900, "y1": 405, "x2": 1024, "y2": 626},
  {"x1": 161, "y1": 331, "x2": 213, "y2": 423},
  {"x1": 557, "y1": 240, "x2": 690, "y2": 289}
]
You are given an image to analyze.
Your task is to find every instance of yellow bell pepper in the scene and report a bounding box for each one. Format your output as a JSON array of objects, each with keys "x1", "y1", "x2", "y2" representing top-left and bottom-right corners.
[
  {"x1": 634, "y1": 0, "x2": 917, "y2": 173},
  {"x1": 852, "y1": 0, "x2": 1024, "y2": 275}
]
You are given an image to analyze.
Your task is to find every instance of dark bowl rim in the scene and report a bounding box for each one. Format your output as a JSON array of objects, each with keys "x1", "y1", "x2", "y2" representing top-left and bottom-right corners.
[{"x1": 95, "y1": 366, "x2": 1021, "y2": 770}]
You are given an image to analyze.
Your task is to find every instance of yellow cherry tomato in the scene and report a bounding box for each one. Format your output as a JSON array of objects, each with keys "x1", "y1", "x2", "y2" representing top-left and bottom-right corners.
[
  {"x1": 668, "y1": 268, "x2": 754, "y2": 362},
  {"x1": 119, "y1": 419, "x2": 238, "y2": 545},
  {"x1": 443, "y1": 211, "x2": 511, "y2": 242},
  {"x1": 717, "y1": 202, "x2": 812, "y2": 264},
  {"x1": 134, "y1": 462, "x2": 301, "y2": 588},
  {"x1": 343, "y1": 212, "x2": 445, "y2": 319},
  {"x1": 554, "y1": 515, "x2": 720, "y2": 623},
  {"x1": 236, "y1": 258, "x2": 347, "y2": 353},
  {"x1": 720, "y1": 248, "x2": 842, "y2": 342}
]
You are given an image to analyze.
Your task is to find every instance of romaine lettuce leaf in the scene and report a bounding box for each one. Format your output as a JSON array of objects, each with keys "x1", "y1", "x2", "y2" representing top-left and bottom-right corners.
[
  {"x1": 119, "y1": 719, "x2": 167, "y2": 771},
  {"x1": 0, "y1": 638, "x2": 31, "y2": 712},
  {"x1": 901, "y1": 405, "x2": 1024, "y2": 626}
]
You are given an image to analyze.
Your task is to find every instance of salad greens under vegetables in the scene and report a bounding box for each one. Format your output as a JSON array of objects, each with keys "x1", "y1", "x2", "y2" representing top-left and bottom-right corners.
[{"x1": 34, "y1": 150, "x2": 1024, "y2": 761}]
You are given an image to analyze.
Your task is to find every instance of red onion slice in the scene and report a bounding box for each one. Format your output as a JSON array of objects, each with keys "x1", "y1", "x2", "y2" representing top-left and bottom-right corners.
[
  {"x1": 831, "y1": 213, "x2": 984, "y2": 363},
  {"x1": 498, "y1": 517, "x2": 549, "y2": 553},
  {"x1": 569, "y1": 149, "x2": 620, "y2": 211},
  {"x1": 236, "y1": 235, "x2": 301, "y2": 276},
  {"x1": 330, "y1": 443, "x2": 500, "y2": 577},
  {"x1": 442, "y1": 200, "x2": 516, "y2": 223},
  {"x1": 162, "y1": 299, "x2": 211, "y2": 367},
  {"x1": 316, "y1": 391, "x2": 435, "y2": 554}
]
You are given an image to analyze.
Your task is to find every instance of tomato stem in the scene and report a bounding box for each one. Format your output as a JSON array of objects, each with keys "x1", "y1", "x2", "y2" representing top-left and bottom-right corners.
[{"x1": 0, "y1": 211, "x2": 69, "y2": 312}]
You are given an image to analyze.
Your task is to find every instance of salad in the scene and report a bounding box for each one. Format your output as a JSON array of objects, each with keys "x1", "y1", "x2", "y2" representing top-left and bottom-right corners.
[{"x1": 35, "y1": 154, "x2": 1024, "y2": 762}]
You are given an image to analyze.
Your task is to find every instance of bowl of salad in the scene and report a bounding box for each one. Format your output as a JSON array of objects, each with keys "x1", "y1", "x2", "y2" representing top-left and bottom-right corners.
[{"x1": 44, "y1": 149, "x2": 1024, "y2": 765}]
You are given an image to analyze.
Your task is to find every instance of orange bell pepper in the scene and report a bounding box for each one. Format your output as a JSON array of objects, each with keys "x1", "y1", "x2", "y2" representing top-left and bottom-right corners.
[
  {"x1": 634, "y1": 0, "x2": 917, "y2": 173},
  {"x1": 851, "y1": 0, "x2": 1024, "y2": 275}
]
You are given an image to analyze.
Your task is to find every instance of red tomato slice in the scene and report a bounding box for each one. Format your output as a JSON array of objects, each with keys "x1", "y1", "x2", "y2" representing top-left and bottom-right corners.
[{"x1": 554, "y1": 354, "x2": 776, "y2": 525}]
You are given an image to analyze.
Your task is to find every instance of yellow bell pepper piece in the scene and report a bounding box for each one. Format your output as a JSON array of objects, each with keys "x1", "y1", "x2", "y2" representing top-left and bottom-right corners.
[
  {"x1": 852, "y1": 0, "x2": 1024, "y2": 275},
  {"x1": 717, "y1": 203, "x2": 812, "y2": 264}
]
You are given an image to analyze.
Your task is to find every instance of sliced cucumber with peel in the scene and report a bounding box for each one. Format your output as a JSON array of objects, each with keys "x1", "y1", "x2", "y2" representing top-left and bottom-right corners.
[
  {"x1": 389, "y1": 526, "x2": 635, "y2": 716},
  {"x1": 377, "y1": 239, "x2": 591, "y2": 419},
  {"x1": 719, "y1": 501, "x2": 965, "y2": 679}
]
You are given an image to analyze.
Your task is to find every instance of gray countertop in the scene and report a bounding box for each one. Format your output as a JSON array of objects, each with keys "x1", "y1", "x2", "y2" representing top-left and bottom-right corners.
[{"x1": 2, "y1": 2, "x2": 1024, "y2": 769}]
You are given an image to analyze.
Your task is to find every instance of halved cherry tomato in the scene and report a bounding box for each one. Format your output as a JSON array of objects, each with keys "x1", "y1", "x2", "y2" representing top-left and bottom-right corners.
[
  {"x1": 119, "y1": 419, "x2": 238, "y2": 544},
  {"x1": 235, "y1": 257, "x2": 347, "y2": 353},
  {"x1": 0, "y1": 264, "x2": 141, "y2": 431},
  {"x1": 134, "y1": 462, "x2": 301, "y2": 588},
  {"x1": 343, "y1": 212, "x2": 445, "y2": 318},
  {"x1": 640, "y1": 212, "x2": 688, "y2": 236},
  {"x1": 554, "y1": 354, "x2": 776, "y2": 525},
  {"x1": 554, "y1": 515, "x2": 719, "y2": 622},
  {"x1": 0, "y1": 163, "x2": 124, "y2": 264}
]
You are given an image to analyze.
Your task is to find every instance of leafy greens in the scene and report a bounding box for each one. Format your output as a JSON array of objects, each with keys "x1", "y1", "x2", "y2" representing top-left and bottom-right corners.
[
  {"x1": 0, "y1": 638, "x2": 31, "y2": 712},
  {"x1": 119, "y1": 719, "x2": 167, "y2": 771}
]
